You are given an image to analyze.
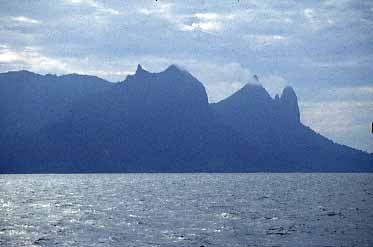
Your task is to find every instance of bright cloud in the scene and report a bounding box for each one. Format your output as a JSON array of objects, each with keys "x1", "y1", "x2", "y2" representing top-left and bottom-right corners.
[
  {"x1": 0, "y1": 46, "x2": 68, "y2": 73},
  {"x1": 63, "y1": 0, "x2": 120, "y2": 15},
  {"x1": 12, "y1": 16, "x2": 41, "y2": 24},
  {"x1": 180, "y1": 21, "x2": 222, "y2": 32},
  {"x1": 194, "y1": 13, "x2": 220, "y2": 20}
]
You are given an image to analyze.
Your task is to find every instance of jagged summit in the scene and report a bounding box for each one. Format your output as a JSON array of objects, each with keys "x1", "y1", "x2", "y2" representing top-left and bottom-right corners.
[
  {"x1": 243, "y1": 74, "x2": 261, "y2": 87},
  {"x1": 280, "y1": 86, "x2": 300, "y2": 123},
  {"x1": 231, "y1": 83, "x2": 272, "y2": 104},
  {"x1": 133, "y1": 64, "x2": 150, "y2": 77},
  {"x1": 131, "y1": 64, "x2": 190, "y2": 79},
  {"x1": 164, "y1": 64, "x2": 180, "y2": 72},
  {"x1": 162, "y1": 64, "x2": 193, "y2": 78},
  {"x1": 122, "y1": 63, "x2": 209, "y2": 118},
  {"x1": 164, "y1": 64, "x2": 189, "y2": 74},
  {"x1": 123, "y1": 64, "x2": 149, "y2": 82},
  {"x1": 281, "y1": 86, "x2": 297, "y2": 100},
  {"x1": 235, "y1": 75, "x2": 272, "y2": 103},
  {"x1": 242, "y1": 82, "x2": 265, "y2": 90},
  {"x1": 135, "y1": 64, "x2": 144, "y2": 73}
]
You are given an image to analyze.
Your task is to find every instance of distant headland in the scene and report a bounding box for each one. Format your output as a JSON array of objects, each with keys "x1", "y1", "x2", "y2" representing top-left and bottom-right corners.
[{"x1": 0, "y1": 65, "x2": 372, "y2": 173}]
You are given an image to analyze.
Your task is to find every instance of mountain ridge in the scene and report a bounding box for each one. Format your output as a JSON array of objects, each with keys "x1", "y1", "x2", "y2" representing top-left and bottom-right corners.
[{"x1": 0, "y1": 66, "x2": 371, "y2": 173}]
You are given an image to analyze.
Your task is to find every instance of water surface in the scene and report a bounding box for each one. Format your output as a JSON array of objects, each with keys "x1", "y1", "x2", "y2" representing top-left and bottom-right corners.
[{"x1": 1, "y1": 173, "x2": 372, "y2": 246}]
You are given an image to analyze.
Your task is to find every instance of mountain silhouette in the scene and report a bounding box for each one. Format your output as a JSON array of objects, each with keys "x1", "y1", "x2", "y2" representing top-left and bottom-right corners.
[
  {"x1": 0, "y1": 66, "x2": 372, "y2": 173},
  {"x1": 212, "y1": 77, "x2": 372, "y2": 171}
]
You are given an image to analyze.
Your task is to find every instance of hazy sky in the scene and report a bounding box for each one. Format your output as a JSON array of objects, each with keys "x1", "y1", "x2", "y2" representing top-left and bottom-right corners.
[{"x1": 0, "y1": 0, "x2": 372, "y2": 152}]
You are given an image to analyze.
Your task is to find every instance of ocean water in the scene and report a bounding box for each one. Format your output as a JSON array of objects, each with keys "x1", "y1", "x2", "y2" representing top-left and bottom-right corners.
[{"x1": 0, "y1": 174, "x2": 372, "y2": 247}]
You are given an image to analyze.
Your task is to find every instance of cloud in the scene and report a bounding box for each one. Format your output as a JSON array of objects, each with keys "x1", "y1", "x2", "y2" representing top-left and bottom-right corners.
[
  {"x1": 12, "y1": 16, "x2": 41, "y2": 24},
  {"x1": 138, "y1": 5, "x2": 225, "y2": 33},
  {"x1": 179, "y1": 21, "x2": 222, "y2": 32},
  {"x1": 0, "y1": 45, "x2": 68, "y2": 73},
  {"x1": 177, "y1": 12, "x2": 234, "y2": 32},
  {"x1": 178, "y1": 12, "x2": 231, "y2": 32},
  {"x1": 302, "y1": 7, "x2": 337, "y2": 31},
  {"x1": 138, "y1": 2, "x2": 173, "y2": 16},
  {"x1": 63, "y1": 0, "x2": 120, "y2": 15},
  {"x1": 0, "y1": 46, "x2": 22, "y2": 62},
  {"x1": 244, "y1": 34, "x2": 289, "y2": 49},
  {"x1": 194, "y1": 13, "x2": 220, "y2": 21}
]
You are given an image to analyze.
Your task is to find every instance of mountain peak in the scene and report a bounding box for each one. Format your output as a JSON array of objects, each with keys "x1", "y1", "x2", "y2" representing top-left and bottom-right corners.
[
  {"x1": 243, "y1": 82, "x2": 263, "y2": 89},
  {"x1": 241, "y1": 83, "x2": 272, "y2": 100},
  {"x1": 135, "y1": 64, "x2": 147, "y2": 74},
  {"x1": 280, "y1": 86, "x2": 300, "y2": 123},
  {"x1": 281, "y1": 86, "x2": 296, "y2": 98},
  {"x1": 166, "y1": 64, "x2": 178, "y2": 70},
  {"x1": 164, "y1": 64, "x2": 187, "y2": 74}
]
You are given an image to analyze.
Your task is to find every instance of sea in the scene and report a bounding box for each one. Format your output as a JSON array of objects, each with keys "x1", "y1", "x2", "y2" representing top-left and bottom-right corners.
[{"x1": 0, "y1": 173, "x2": 372, "y2": 247}]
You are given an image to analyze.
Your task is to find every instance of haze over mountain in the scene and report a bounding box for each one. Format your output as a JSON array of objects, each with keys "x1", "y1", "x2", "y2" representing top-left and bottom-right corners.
[{"x1": 0, "y1": 66, "x2": 372, "y2": 173}]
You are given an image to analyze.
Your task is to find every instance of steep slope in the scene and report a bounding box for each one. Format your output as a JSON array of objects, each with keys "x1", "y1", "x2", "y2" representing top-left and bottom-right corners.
[{"x1": 212, "y1": 79, "x2": 372, "y2": 171}]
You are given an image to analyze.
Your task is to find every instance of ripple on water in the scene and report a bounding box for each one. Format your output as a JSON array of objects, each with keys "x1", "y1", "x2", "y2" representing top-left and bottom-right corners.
[{"x1": 0, "y1": 173, "x2": 372, "y2": 247}]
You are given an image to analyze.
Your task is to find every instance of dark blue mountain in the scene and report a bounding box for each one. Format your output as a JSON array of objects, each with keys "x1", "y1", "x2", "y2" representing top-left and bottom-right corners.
[
  {"x1": 0, "y1": 70, "x2": 111, "y2": 139},
  {"x1": 211, "y1": 78, "x2": 372, "y2": 171},
  {"x1": 0, "y1": 66, "x2": 372, "y2": 173},
  {"x1": 1, "y1": 65, "x2": 256, "y2": 172}
]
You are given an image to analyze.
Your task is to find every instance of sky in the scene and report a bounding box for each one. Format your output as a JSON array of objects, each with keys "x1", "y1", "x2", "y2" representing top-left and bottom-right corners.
[{"x1": 0, "y1": 0, "x2": 372, "y2": 152}]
